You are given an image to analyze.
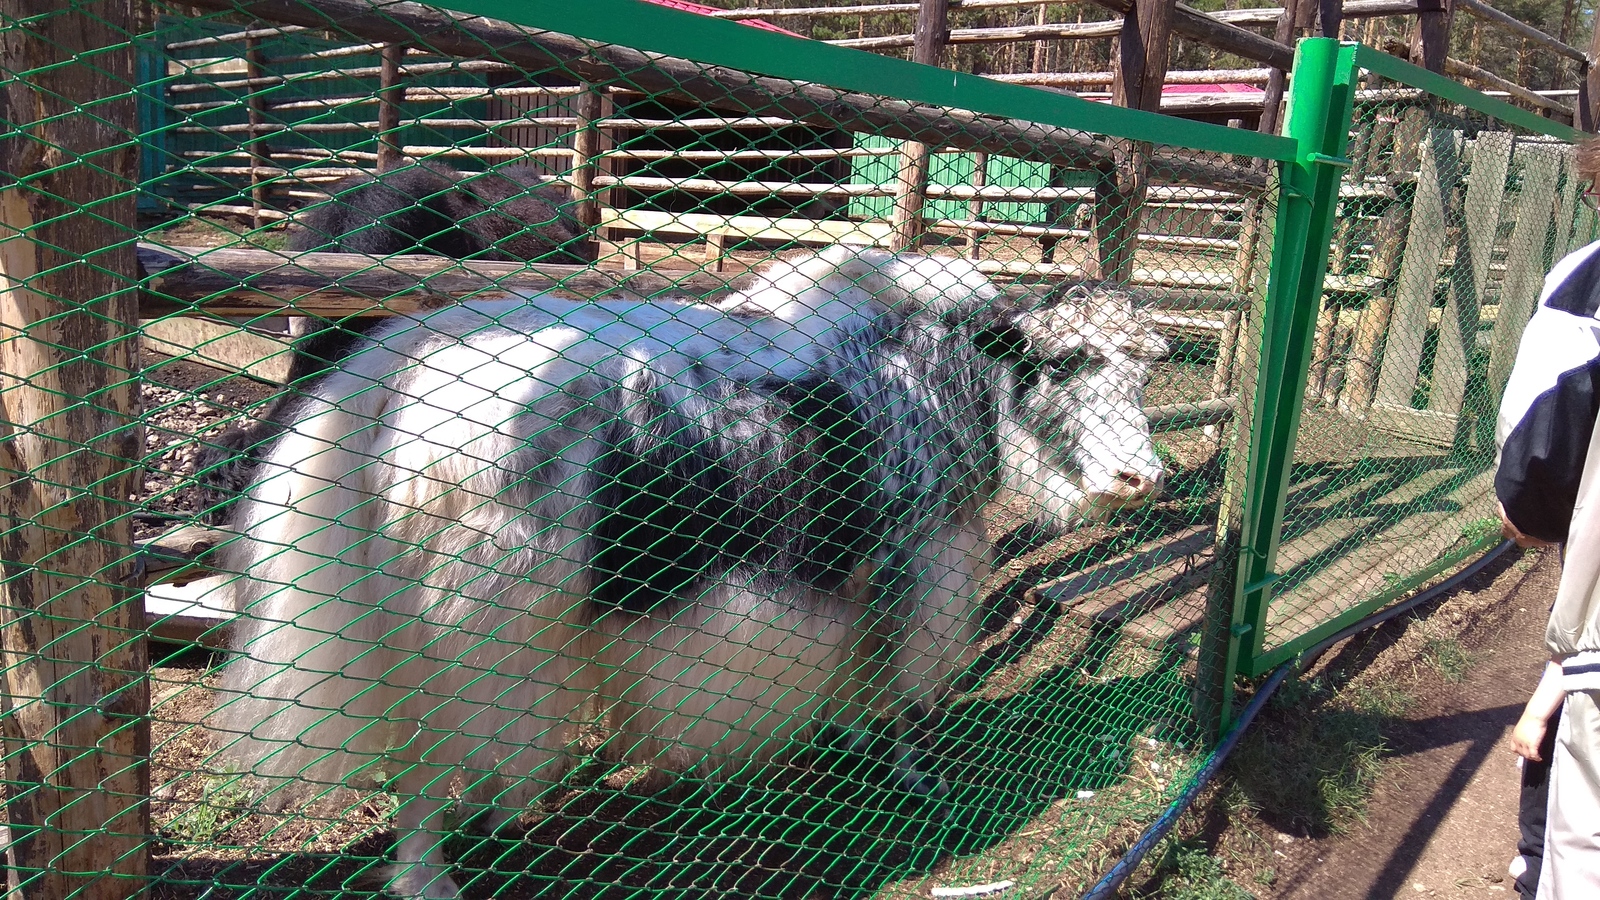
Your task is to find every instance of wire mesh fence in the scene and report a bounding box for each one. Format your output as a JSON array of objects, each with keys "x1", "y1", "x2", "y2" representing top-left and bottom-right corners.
[
  {"x1": 1241, "y1": 48, "x2": 1596, "y2": 673},
  {"x1": 0, "y1": 3, "x2": 1585, "y2": 899}
]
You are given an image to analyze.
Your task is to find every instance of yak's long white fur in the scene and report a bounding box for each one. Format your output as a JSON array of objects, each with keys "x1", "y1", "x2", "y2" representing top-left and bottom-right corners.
[{"x1": 205, "y1": 246, "x2": 1164, "y2": 899}]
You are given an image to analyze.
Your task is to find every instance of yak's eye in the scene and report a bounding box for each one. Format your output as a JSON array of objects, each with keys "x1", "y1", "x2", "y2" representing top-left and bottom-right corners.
[{"x1": 1041, "y1": 350, "x2": 1092, "y2": 378}]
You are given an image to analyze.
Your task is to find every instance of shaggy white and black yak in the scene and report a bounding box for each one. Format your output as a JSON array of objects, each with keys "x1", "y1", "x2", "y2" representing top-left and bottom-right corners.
[{"x1": 204, "y1": 245, "x2": 1167, "y2": 899}]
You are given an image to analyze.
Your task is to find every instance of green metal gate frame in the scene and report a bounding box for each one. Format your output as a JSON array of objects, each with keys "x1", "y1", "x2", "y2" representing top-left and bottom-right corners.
[{"x1": 1211, "y1": 38, "x2": 1589, "y2": 731}]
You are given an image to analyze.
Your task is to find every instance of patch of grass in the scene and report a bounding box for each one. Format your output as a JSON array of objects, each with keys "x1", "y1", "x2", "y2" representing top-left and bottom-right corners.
[
  {"x1": 1153, "y1": 441, "x2": 1181, "y2": 472},
  {"x1": 1139, "y1": 839, "x2": 1257, "y2": 900},
  {"x1": 1419, "y1": 636, "x2": 1472, "y2": 683},
  {"x1": 1226, "y1": 675, "x2": 1407, "y2": 837},
  {"x1": 1345, "y1": 680, "x2": 1414, "y2": 718},
  {"x1": 158, "y1": 773, "x2": 254, "y2": 845}
]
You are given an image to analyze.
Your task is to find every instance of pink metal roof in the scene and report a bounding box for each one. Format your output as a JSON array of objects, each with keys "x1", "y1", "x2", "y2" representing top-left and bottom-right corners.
[{"x1": 639, "y1": 0, "x2": 804, "y2": 37}]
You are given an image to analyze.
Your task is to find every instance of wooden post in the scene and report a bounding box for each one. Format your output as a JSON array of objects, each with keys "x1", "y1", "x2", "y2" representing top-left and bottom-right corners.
[
  {"x1": 1583, "y1": 14, "x2": 1600, "y2": 132},
  {"x1": 571, "y1": 84, "x2": 603, "y2": 240},
  {"x1": 1411, "y1": 0, "x2": 1454, "y2": 73},
  {"x1": 967, "y1": 149, "x2": 989, "y2": 258},
  {"x1": 890, "y1": 0, "x2": 948, "y2": 251},
  {"x1": 1097, "y1": 0, "x2": 1176, "y2": 281},
  {"x1": 376, "y1": 42, "x2": 405, "y2": 172},
  {"x1": 244, "y1": 36, "x2": 271, "y2": 228},
  {"x1": 1258, "y1": 0, "x2": 1309, "y2": 138},
  {"x1": 1031, "y1": 3, "x2": 1049, "y2": 73},
  {"x1": 0, "y1": 2, "x2": 148, "y2": 899}
]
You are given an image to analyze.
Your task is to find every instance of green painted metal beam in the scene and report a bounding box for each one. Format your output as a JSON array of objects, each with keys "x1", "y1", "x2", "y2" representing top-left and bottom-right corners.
[
  {"x1": 422, "y1": 0, "x2": 1298, "y2": 161},
  {"x1": 1215, "y1": 37, "x2": 1359, "y2": 735},
  {"x1": 1244, "y1": 529, "x2": 1501, "y2": 676},
  {"x1": 1353, "y1": 43, "x2": 1588, "y2": 141}
]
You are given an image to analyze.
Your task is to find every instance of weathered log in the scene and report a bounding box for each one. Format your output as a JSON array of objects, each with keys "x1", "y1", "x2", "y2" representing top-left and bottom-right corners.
[
  {"x1": 1456, "y1": 0, "x2": 1584, "y2": 62},
  {"x1": 1088, "y1": 0, "x2": 1294, "y2": 69},
  {"x1": 138, "y1": 244, "x2": 740, "y2": 317}
]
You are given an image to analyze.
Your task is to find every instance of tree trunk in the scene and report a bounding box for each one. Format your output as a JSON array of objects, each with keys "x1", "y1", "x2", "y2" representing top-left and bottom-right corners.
[{"x1": 0, "y1": 3, "x2": 148, "y2": 899}]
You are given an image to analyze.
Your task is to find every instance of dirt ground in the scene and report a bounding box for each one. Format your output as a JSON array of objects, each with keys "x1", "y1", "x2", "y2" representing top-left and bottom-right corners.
[{"x1": 1238, "y1": 549, "x2": 1561, "y2": 900}]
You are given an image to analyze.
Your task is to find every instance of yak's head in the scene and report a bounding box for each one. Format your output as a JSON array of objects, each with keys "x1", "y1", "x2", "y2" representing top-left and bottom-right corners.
[
  {"x1": 721, "y1": 247, "x2": 1169, "y2": 527},
  {"x1": 986, "y1": 280, "x2": 1171, "y2": 525}
]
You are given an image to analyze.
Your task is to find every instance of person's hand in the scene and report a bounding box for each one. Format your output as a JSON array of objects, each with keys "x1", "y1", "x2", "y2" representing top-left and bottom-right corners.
[
  {"x1": 1513, "y1": 711, "x2": 1548, "y2": 762},
  {"x1": 1500, "y1": 502, "x2": 1556, "y2": 548}
]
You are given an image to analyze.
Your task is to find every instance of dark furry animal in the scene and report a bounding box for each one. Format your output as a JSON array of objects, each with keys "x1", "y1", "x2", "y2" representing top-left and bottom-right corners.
[
  {"x1": 288, "y1": 161, "x2": 589, "y2": 262},
  {"x1": 201, "y1": 246, "x2": 1167, "y2": 899},
  {"x1": 196, "y1": 163, "x2": 595, "y2": 522},
  {"x1": 286, "y1": 162, "x2": 595, "y2": 382}
]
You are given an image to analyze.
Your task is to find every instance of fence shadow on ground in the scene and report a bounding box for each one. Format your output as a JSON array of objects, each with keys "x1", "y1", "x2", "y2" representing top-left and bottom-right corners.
[{"x1": 152, "y1": 639, "x2": 1190, "y2": 900}]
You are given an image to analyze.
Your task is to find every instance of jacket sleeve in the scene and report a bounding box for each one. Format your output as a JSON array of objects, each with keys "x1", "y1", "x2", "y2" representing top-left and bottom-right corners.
[{"x1": 1495, "y1": 242, "x2": 1600, "y2": 544}]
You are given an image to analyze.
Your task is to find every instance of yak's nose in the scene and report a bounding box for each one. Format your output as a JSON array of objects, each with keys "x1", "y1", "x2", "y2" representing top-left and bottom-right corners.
[{"x1": 1113, "y1": 469, "x2": 1162, "y2": 499}]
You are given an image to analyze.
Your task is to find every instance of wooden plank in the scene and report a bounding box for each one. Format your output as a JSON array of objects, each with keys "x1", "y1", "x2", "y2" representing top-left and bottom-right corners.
[
  {"x1": 141, "y1": 317, "x2": 291, "y2": 383},
  {"x1": 1488, "y1": 144, "x2": 1565, "y2": 395},
  {"x1": 0, "y1": 3, "x2": 148, "y2": 895},
  {"x1": 601, "y1": 208, "x2": 895, "y2": 245},
  {"x1": 1367, "y1": 402, "x2": 1460, "y2": 448},
  {"x1": 138, "y1": 243, "x2": 742, "y2": 317},
  {"x1": 1265, "y1": 469, "x2": 1495, "y2": 642},
  {"x1": 1428, "y1": 131, "x2": 1512, "y2": 421},
  {"x1": 1373, "y1": 129, "x2": 1462, "y2": 416}
]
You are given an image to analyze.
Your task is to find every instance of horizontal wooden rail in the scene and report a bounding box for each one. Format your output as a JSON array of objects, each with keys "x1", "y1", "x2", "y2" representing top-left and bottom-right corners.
[
  {"x1": 714, "y1": 0, "x2": 1411, "y2": 19},
  {"x1": 184, "y1": 0, "x2": 1272, "y2": 193},
  {"x1": 164, "y1": 25, "x2": 310, "y2": 50},
  {"x1": 990, "y1": 68, "x2": 1274, "y2": 87},
  {"x1": 138, "y1": 243, "x2": 740, "y2": 316},
  {"x1": 704, "y1": 0, "x2": 1060, "y2": 17},
  {"x1": 165, "y1": 58, "x2": 513, "y2": 93},
  {"x1": 832, "y1": 19, "x2": 1122, "y2": 50},
  {"x1": 139, "y1": 243, "x2": 1248, "y2": 319},
  {"x1": 1444, "y1": 57, "x2": 1577, "y2": 117}
]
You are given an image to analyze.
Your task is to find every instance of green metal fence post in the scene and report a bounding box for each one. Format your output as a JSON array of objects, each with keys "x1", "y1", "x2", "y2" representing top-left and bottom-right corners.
[{"x1": 1210, "y1": 38, "x2": 1358, "y2": 735}]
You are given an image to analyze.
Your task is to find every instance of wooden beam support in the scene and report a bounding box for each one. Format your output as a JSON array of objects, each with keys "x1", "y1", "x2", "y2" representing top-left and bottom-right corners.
[
  {"x1": 1585, "y1": 10, "x2": 1600, "y2": 132},
  {"x1": 1411, "y1": 0, "x2": 1454, "y2": 72},
  {"x1": 1257, "y1": 0, "x2": 1310, "y2": 138},
  {"x1": 890, "y1": 0, "x2": 949, "y2": 251},
  {"x1": 0, "y1": 3, "x2": 148, "y2": 898},
  {"x1": 1096, "y1": 0, "x2": 1176, "y2": 281},
  {"x1": 375, "y1": 42, "x2": 405, "y2": 171},
  {"x1": 244, "y1": 37, "x2": 272, "y2": 227}
]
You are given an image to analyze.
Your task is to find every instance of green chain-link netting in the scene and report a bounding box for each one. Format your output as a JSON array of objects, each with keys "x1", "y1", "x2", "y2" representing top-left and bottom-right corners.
[{"x1": 0, "y1": 3, "x2": 1588, "y2": 899}]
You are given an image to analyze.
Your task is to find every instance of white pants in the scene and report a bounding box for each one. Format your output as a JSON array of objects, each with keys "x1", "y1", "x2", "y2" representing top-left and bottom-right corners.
[{"x1": 1538, "y1": 690, "x2": 1600, "y2": 900}]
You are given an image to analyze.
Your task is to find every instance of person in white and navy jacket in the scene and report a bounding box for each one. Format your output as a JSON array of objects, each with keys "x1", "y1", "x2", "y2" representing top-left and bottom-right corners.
[{"x1": 1497, "y1": 138, "x2": 1600, "y2": 900}]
